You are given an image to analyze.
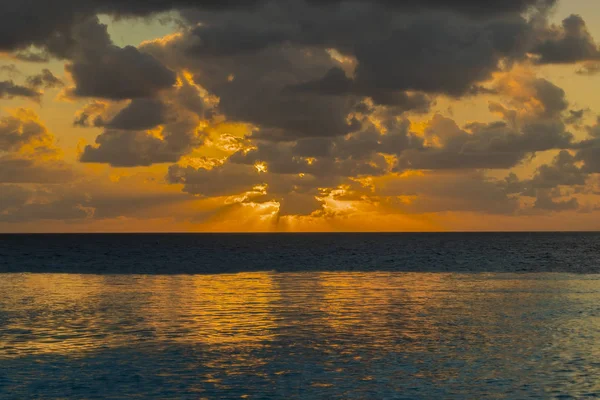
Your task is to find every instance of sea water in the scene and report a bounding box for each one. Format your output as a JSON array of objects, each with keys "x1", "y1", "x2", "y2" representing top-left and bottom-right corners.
[{"x1": 1, "y1": 233, "x2": 600, "y2": 399}]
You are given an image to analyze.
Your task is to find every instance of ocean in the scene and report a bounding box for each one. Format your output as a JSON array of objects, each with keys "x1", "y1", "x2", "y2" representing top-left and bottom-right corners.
[{"x1": 1, "y1": 233, "x2": 600, "y2": 398}]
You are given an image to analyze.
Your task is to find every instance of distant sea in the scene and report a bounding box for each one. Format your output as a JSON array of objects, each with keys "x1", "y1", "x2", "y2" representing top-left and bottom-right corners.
[
  {"x1": 1, "y1": 233, "x2": 600, "y2": 398},
  {"x1": 1, "y1": 232, "x2": 600, "y2": 274}
]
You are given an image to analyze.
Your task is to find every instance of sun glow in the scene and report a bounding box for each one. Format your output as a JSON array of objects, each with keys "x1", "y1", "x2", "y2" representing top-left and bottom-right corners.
[{"x1": 254, "y1": 162, "x2": 268, "y2": 173}]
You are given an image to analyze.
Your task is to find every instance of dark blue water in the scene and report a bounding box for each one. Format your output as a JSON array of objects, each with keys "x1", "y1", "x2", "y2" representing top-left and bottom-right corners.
[
  {"x1": 1, "y1": 232, "x2": 600, "y2": 273},
  {"x1": 1, "y1": 233, "x2": 600, "y2": 399}
]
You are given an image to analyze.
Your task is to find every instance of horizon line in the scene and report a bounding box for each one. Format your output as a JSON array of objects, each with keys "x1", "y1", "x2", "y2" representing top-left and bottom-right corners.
[{"x1": 1, "y1": 230, "x2": 600, "y2": 235}]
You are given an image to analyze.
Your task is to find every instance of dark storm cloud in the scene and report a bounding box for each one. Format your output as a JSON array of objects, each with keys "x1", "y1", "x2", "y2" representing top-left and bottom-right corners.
[
  {"x1": 63, "y1": 17, "x2": 176, "y2": 100},
  {"x1": 106, "y1": 99, "x2": 168, "y2": 130},
  {"x1": 0, "y1": 0, "x2": 557, "y2": 56},
  {"x1": 3, "y1": 0, "x2": 564, "y2": 101},
  {"x1": 349, "y1": 15, "x2": 524, "y2": 96},
  {"x1": 100, "y1": 0, "x2": 556, "y2": 17},
  {"x1": 133, "y1": 0, "x2": 592, "y2": 159},
  {"x1": 308, "y1": 0, "x2": 556, "y2": 15},
  {"x1": 146, "y1": 44, "x2": 365, "y2": 140},
  {"x1": 5, "y1": 0, "x2": 599, "y2": 220},
  {"x1": 80, "y1": 116, "x2": 206, "y2": 167},
  {"x1": 172, "y1": 2, "x2": 539, "y2": 98},
  {"x1": 0, "y1": 81, "x2": 40, "y2": 100},
  {"x1": 0, "y1": 0, "x2": 265, "y2": 53},
  {"x1": 80, "y1": 130, "x2": 181, "y2": 167},
  {"x1": 532, "y1": 15, "x2": 600, "y2": 64},
  {"x1": 77, "y1": 65, "x2": 217, "y2": 166},
  {"x1": 287, "y1": 67, "x2": 433, "y2": 109},
  {"x1": 66, "y1": 46, "x2": 176, "y2": 99}
]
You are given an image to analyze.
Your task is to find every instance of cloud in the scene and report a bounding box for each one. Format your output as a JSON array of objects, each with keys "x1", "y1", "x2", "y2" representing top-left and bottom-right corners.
[
  {"x1": 0, "y1": 81, "x2": 40, "y2": 100},
  {"x1": 168, "y1": 3, "x2": 538, "y2": 98},
  {"x1": 492, "y1": 73, "x2": 569, "y2": 121},
  {"x1": 5, "y1": 0, "x2": 600, "y2": 228},
  {"x1": 575, "y1": 139, "x2": 600, "y2": 174},
  {"x1": 532, "y1": 15, "x2": 600, "y2": 64},
  {"x1": 565, "y1": 109, "x2": 585, "y2": 125},
  {"x1": 395, "y1": 115, "x2": 573, "y2": 171},
  {"x1": 0, "y1": 157, "x2": 74, "y2": 184},
  {"x1": 229, "y1": 116, "x2": 422, "y2": 178},
  {"x1": 287, "y1": 66, "x2": 433, "y2": 109},
  {"x1": 498, "y1": 150, "x2": 589, "y2": 213},
  {"x1": 374, "y1": 171, "x2": 520, "y2": 215},
  {"x1": 0, "y1": 0, "x2": 557, "y2": 56},
  {"x1": 0, "y1": 109, "x2": 74, "y2": 184},
  {"x1": 0, "y1": 170, "x2": 196, "y2": 224},
  {"x1": 570, "y1": 117, "x2": 600, "y2": 174},
  {"x1": 64, "y1": 17, "x2": 176, "y2": 100},
  {"x1": 78, "y1": 71, "x2": 215, "y2": 166},
  {"x1": 134, "y1": 1, "x2": 594, "y2": 154},
  {"x1": 80, "y1": 115, "x2": 206, "y2": 167},
  {"x1": 533, "y1": 190, "x2": 579, "y2": 211},
  {"x1": 0, "y1": 109, "x2": 53, "y2": 152},
  {"x1": 0, "y1": 64, "x2": 20, "y2": 77},
  {"x1": 80, "y1": 121, "x2": 203, "y2": 167},
  {"x1": 73, "y1": 101, "x2": 110, "y2": 127},
  {"x1": 25, "y1": 69, "x2": 64, "y2": 89},
  {"x1": 530, "y1": 150, "x2": 586, "y2": 189},
  {"x1": 168, "y1": 162, "x2": 262, "y2": 197},
  {"x1": 106, "y1": 99, "x2": 168, "y2": 130},
  {"x1": 576, "y1": 62, "x2": 600, "y2": 76},
  {"x1": 0, "y1": 184, "x2": 92, "y2": 222}
]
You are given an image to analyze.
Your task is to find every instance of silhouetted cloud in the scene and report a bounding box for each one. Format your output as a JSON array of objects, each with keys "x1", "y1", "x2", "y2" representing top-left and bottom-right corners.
[
  {"x1": 64, "y1": 17, "x2": 176, "y2": 100},
  {"x1": 0, "y1": 81, "x2": 40, "y2": 100},
  {"x1": 534, "y1": 190, "x2": 579, "y2": 211},
  {"x1": 532, "y1": 15, "x2": 600, "y2": 64},
  {"x1": 106, "y1": 99, "x2": 168, "y2": 130},
  {"x1": 80, "y1": 119, "x2": 205, "y2": 167},
  {"x1": 25, "y1": 69, "x2": 64, "y2": 89}
]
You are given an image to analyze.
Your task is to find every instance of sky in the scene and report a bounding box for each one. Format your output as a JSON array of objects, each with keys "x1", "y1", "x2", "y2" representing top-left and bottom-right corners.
[{"x1": 2, "y1": 0, "x2": 600, "y2": 232}]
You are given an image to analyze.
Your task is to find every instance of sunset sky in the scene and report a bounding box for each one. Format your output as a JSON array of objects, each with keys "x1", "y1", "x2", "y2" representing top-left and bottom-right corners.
[{"x1": 2, "y1": 0, "x2": 600, "y2": 232}]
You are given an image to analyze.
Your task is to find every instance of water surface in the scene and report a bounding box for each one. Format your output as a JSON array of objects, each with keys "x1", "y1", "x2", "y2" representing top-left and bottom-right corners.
[
  {"x1": 2, "y1": 232, "x2": 600, "y2": 274},
  {"x1": 1, "y1": 272, "x2": 600, "y2": 399}
]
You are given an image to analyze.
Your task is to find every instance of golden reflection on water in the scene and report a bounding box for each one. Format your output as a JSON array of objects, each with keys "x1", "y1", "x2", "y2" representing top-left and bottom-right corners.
[
  {"x1": 143, "y1": 273, "x2": 280, "y2": 346},
  {"x1": 1, "y1": 272, "x2": 599, "y2": 358},
  {"x1": 2, "y1": 273, "x2": 600, "y2": 397}
]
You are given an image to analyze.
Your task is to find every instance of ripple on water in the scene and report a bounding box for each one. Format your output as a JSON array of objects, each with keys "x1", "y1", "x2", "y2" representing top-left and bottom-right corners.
[{"x1": 1, "y1": 272, "x2": 600, "y2": 399}]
